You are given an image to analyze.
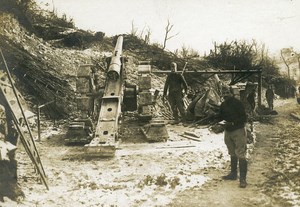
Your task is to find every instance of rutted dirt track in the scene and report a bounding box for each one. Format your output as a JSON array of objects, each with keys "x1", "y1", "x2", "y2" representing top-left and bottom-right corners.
[
  {"x1": 168, "y1": 98, "x2": 300, "y2": 207},
  {"x1": 1, "y1": 98, "x2": 299, "y2": 207}
]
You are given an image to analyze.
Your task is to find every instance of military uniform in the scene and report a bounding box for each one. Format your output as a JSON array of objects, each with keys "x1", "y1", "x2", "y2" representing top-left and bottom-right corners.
[
  {"x1": 218, "y1": 89, "x2": 248, "y2": 188},
  {"x1": 266, "y1": 87, "x2": 274, "y2": 110},
  {"x1": 163, "y1": 64, "x2": 188, "y2": 123}
]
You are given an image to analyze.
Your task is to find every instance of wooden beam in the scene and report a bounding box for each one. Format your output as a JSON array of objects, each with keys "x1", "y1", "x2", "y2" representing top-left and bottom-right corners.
[{"x1": 152, "y1": 69, "x2": 262, "y2": 74}]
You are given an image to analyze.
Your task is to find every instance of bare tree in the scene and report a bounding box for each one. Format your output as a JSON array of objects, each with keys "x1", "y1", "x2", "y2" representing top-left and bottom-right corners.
[
  {"x1": 138, "y1": 25, "x2": 151, "y2": 44},
  {"x1": 281, "y1": 49, "x2": 291, "y2": 78},
  {"x1": 52, "y1": 0, "x2": 55, "y2": 13},
  {"x1": 178, "y1": 44, "x2": 199, "y2": 59},
  {"x1": 180, "y1": 45, "x2": 189, "y2": 58},
  {"x1": 208, "y1": 40, "x2": 258, "y2": 70},
  {"x1": 291, "y1": 51, "x2": 300, "y2": 80},
  {"x1": 138, "y1": 25, "x2": 146, "y2": 39},
  {"x1": 130, "y1": 20, "x2": 138, "y2": 36},
  {"x1": 162, "y1": 19, "x2": 179, "y2": 50},
  {"x1": 297, "y1": 54, "x2": 300, "y2": 79},
  {"x1": 144, "y1": 27, "x2": 152, "y2": 44}
]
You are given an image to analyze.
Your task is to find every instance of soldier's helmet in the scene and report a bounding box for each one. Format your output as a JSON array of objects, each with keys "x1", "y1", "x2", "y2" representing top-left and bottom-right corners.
[{"x1": 170, "y1": 62, "x2": 177, "y2": 72}]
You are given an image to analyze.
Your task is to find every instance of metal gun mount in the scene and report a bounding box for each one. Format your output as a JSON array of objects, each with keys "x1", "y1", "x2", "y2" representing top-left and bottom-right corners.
[
  {"x1": 66, "y1": 35, "x2": 168, "y2": 157},
  {"x1": 84, "y1": 36, "x2": 134, "y2": 156}
]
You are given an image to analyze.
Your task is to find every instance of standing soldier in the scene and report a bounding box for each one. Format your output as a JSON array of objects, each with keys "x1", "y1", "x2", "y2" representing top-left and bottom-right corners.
[
  {"x1": 163, "y1": 62, "x2": 188, "y2": 124},
  {"x1": 217, "y1": 86, "x2": 248, "y2": 188},
  {"x1": 247, "y1": 88, "x2": 256, "y2": 115},
  {"x1": 266, "y1": 85, "x2": 275, "y2": 110}
]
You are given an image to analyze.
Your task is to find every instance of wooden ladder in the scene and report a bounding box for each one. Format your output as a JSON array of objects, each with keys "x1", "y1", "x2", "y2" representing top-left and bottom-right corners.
[{"x1": 0, "y1": 48, "x2": 48, "y2": 190}]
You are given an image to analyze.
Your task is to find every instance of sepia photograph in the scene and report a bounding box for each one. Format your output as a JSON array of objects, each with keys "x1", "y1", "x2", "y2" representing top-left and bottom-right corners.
[{"x1": 0, "y1": 0, "x2": 300, "y2": 206}]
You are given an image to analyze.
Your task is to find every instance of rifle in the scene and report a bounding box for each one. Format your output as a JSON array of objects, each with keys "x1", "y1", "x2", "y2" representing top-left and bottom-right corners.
[
  {"x1": 181, "y1": 62, "x2": 189, "y2": 95},
  {"x1": 181, "y1": 62, "x2": 188, "y2": 75}
]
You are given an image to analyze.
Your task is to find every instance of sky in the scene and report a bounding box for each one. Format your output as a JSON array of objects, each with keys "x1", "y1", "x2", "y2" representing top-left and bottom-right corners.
[{"x1": 35, "y1": 0, "x2": 300, "y2": 56}]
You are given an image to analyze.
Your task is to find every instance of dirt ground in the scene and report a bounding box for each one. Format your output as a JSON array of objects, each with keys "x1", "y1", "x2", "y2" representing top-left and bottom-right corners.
[
  {"x1": 168, "y1": 98, "x2": 300, "y2": 207},
  {"x1": 1, "y1": 98, "x2": 300, "y2": 207}
]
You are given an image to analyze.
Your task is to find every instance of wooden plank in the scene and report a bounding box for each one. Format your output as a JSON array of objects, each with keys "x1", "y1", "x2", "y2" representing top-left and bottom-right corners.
[
  {"x1": 184, "y1": 131, "x2": 200, "y2": 138},
  {"x1": 290, "y1": 113, "x2": 300, "y2": 121},
  {"x1": 180, "y1": 134, "x2": 202, "y2": 142},
  {"x1": 156, "y1": 145, "x2": 196, "y2": 149}
]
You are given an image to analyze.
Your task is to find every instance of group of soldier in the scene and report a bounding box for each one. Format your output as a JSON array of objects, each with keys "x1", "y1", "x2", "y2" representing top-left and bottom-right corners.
[
  {"x1": 0, "y1": 61, "x2": 277, "y2": 203},
  {"x1": 162, "y1": 62, "x2": 278, "y2": 189}
]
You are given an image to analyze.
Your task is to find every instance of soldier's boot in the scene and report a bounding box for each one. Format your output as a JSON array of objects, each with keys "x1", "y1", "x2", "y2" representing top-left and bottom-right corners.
[
  {"x1": 171, "y1": 113, "x2": 179, "y2": 125},
  {"x1": 222, "y1": 156, "x2": 238, "y2": 180},
  {"x1": 239, "y1": 158, "x2": 248, "y2": 188}
]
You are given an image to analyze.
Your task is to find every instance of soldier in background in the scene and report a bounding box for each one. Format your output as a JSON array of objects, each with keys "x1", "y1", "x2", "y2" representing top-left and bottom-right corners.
[
  {"x1": 163, "y1": 62, "x2": 188, "y2": 124},
  {"x1": 266, "y1": 85, "x2": 275, "y2": 110},
  {"x1": 247, "y1": 88, "x2": 256, "y2": 115}
]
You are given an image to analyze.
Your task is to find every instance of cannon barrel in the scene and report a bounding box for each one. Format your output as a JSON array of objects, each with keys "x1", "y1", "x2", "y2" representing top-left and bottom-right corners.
[{"x1": 107, "y1": 36, "x2": 123, "y2": 80}]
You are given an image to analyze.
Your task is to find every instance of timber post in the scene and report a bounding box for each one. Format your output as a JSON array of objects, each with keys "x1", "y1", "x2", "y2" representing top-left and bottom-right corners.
[{"x1": 258, "y1": 70, "x2": 262, "y2": 107}]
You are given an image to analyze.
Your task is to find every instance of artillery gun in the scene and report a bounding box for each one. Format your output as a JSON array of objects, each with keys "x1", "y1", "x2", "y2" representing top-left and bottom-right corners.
[{"x1": 66, "y1": 36, "x2": 168, "y2": 157}]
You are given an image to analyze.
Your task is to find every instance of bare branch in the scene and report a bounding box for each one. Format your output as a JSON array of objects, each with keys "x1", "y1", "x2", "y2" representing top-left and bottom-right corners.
[
  {"x1": 162, "y1": 19, "x2": 179, "y2": 50},
  {"x1": 166, "y1": 32, "x2": 179, "y2": 40},
  {"x1": 130, "y1": 20, "x2": 138, "y2": 36},
  {"x1": 144, "y1": 26, "x2": 151, "y2": 44},
  {"x1": 281, "y1": 49, "x2": 290, "y2": 78}
]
